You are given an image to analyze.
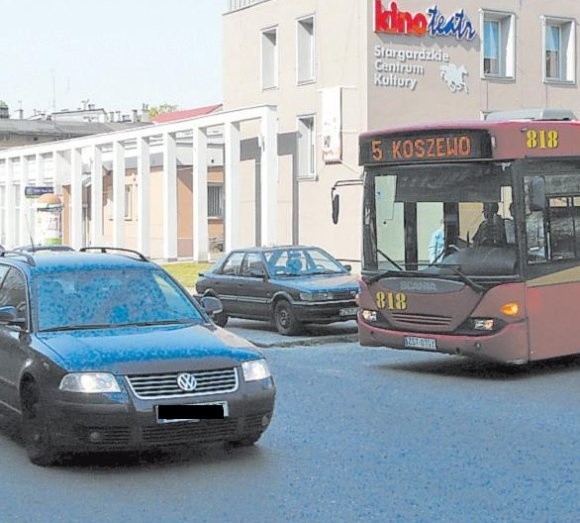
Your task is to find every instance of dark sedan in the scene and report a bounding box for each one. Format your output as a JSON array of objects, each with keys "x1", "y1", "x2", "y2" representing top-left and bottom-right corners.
[
  {"x1": 0, "y1": 247, "x2": 275, "y2": 466},
  {"x1": 196, "y1": 246, "x2": 359, "y2": 335}
]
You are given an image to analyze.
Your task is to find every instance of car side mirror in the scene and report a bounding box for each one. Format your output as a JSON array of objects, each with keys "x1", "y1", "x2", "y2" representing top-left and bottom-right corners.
[
  {"x1": 343, "y1": 264, "x2": 352, "y2": 272},
  {"x1": 0, "y1": 306, "x2": 25, "y2": 326},
  {"x1": 332, "y1": 193, "x2": 340, "y2": 224},
  {"x1": 529, "y1": 176, "x2": 546, "y2": 211},
  {"x1": 200, "y1": 296, "x2": 223, "y2": 316}
]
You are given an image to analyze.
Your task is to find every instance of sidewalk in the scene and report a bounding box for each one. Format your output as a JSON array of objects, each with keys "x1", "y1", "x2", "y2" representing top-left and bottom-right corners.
[{"x1": 225, "y1": 318, "x2": 358, "y2": 348}]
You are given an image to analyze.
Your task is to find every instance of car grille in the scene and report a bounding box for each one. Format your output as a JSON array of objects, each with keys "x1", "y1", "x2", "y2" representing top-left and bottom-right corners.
[
  {"x1": 141, "y1": 418, "x2": 238, "y2": 445},
  {"x1": 126, "y1": 368, "x2": 238, "y2": 400},
  {"x1": 333, "y1": 290, "x2": 357, "y2": 300},
  {"x1": 391, "y1": 312, "x2": 453, "y2": 327}
]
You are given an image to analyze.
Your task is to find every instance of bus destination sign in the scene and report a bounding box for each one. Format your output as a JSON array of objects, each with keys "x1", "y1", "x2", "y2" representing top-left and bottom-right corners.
[{"x1": 359, "y1": 129, "x2": 492, "y2": 165}]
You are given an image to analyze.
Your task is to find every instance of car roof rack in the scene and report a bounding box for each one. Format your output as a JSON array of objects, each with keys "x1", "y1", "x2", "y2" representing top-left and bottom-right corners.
[
  {"x1": 14, "y1": 245, "x2": 75, "y2": 254},
  {"x1": 485, "y1": 108, "x2": 577, "y2": 121},
  {"x1": 0, "y1": 250, "x2": 36, "y2": 267},
  {"x1": 79, "y1": 246, "x2": 149, "y2": 262}
]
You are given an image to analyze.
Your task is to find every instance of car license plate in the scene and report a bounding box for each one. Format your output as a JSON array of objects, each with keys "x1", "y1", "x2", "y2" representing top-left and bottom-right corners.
[
  {"x1": 404, "y1": 336, "x2": 437, "y2": 350},
  {"x1": 339, "y1": 307, "x2": 358, "y2": 316},
  {"x1": 156, "y1": 401, "x2": 228, "y2": 424}
]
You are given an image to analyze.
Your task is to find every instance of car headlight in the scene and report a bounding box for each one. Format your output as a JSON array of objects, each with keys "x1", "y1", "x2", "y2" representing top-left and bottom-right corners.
[
  {"x1": 59, "y1": 373, "x2": 121, "y2": 393},
  {"x1": 242, "y1": 359, "x2": 271, "y2": 382},
  {"x1": 299, "y1": 292, "x2": 334, "y2": 301}
]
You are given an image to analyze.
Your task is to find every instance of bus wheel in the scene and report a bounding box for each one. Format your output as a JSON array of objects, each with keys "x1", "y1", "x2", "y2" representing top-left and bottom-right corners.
[{"x1": 274, "y1": 300, "x2": 302, "y2": 335}]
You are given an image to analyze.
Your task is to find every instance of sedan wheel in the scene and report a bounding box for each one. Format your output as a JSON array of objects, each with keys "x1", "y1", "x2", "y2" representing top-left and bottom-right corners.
[
  {"x1": 21, "y1": 382, "x2": 60, "y2": 467},
  {"x1": 273, "y1": 300, "x2": 302, "y2": 336}
]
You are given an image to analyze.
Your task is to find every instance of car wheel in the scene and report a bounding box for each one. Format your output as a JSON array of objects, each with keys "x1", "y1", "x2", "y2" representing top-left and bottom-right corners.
[
  {"x1": 213, "y1": 311, "x2": 228, "y2": 327},
  {"x1": 230, "y1": 434, "x2": 262, "y2": 447},
  {"x1": 20, "y1": 381, "x2": 60, "y2": 467},
  {"x1": 273, "y1": 300, "x2": 302, "y2": 336}
]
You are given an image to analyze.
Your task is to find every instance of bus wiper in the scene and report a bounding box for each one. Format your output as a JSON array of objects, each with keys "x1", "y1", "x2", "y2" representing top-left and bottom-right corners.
[
  {"x1": 365, "y1": 269, "x2": 423, "y2": 285},
  {"x1": 378, "y1": 248, "x2": 403, "y2": 271},
  {"x1": 433, "y1": 264, "x2": 484, "y2": 294}
]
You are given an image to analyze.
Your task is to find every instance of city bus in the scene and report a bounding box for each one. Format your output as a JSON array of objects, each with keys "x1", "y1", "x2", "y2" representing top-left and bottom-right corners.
[{"x1": 352, "y1": 109, "x2": 580, "y2": 364}]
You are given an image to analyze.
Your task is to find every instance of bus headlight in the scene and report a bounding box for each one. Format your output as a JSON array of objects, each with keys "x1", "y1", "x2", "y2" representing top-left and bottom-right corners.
[{"x1": 361, "y1": 310, "x2": 378, "y2": 322}]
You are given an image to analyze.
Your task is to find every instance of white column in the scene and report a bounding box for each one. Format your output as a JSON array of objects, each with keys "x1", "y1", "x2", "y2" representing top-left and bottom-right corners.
[
  {"x1": 70, "y1": 147, "x2": 83, "y2": 249},
  {"x1": 112, "y1": 141, "x2": 125, "y2": 247},
  {"x1": 260, "y1": 107, "x2": 278, "y2": 246},
  {"x1": 35, "y1": 153, "x2": 45, "y2": 185},
  {"x1": 163, "y1": 132, "x2": 177, "y2": 260},
  {"x1": 90, "y1": 145, "x2": 103, "y2": 246},
  {"x1": 193, "y1": 127, "x2": 209, "y2": 261},
  {"x1": 137, "y1": 136, "x2": 150, "y2": 256},
  {"x1": 224, "y1": 121, "x2": 241, "y2": 252},
  {"x1": 53, "y1": 151, "x2": 66, "y2": 195},
  {"x1": 5, "y1": 158, "x2": 15, "y2": 248},
  {"x1": 19, "y1": 156, "x2": 30, "y2": 245}
]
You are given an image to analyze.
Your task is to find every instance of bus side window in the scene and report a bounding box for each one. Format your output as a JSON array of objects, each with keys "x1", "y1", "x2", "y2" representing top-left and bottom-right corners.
[{"x1": 525, "y1": 211, "x2": 547, "y2": 263}]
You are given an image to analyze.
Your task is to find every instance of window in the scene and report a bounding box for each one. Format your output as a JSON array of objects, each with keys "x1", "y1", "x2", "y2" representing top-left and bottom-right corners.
[
  {"x1": 220, "y1": 252, "x2": 245, "y2": 276},
  {"x1": 261, "y1": 27, "x2": 278, "y2": 90},
  {"x1": 208, "y1": 184, "x2": 224, "y2": 218},
  {"x1": 0, "y1": 267, "x2": 28, "y2": 325},
  {"x1": 297, "y1": 16, "x2": 315, "y2": 83},
  {"x1": 481, "y1": 10, "x2": 515, "y2": 78},
  {"x1": 542, "y1": 17, "x2": 575, "y2": 82},
  {"x1": 298, "y1": 116, "x2": 316, "y2": 179},
  {"x1": 240, "y1": 253, "x2": 264, "y2": 277}
]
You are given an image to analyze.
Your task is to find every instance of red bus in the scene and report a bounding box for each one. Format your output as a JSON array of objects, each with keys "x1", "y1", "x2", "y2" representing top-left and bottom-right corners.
[{"x1": 353, "y1": 109, "x2": 580, "y2": 364}]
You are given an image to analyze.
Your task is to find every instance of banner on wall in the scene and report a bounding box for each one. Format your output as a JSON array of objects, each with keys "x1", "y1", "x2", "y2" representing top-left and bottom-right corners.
[{"x1": 321, "y1": 87, "x2": 342, "y2": 164}]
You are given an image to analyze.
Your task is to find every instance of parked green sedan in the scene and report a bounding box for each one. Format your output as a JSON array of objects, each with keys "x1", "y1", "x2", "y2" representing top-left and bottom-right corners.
[{"x1": 196, "y1": 246, "x2": 359, "y2": 335}]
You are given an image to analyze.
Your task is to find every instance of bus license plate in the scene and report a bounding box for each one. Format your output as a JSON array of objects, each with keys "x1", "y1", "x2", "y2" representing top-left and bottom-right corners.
[
  {"x1": 339, "y1": 307, "x2": 358, "y2": 316},
  {"x1": 404, "y1": 336, "x2": 437, "y2": 350}
]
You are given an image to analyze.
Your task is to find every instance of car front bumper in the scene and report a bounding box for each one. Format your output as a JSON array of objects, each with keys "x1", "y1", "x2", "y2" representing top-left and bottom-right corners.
[
  {"x1": 292, "y1": 300, "x2": 357, "y2": 324},
  {"x1": 47, "y1": 381, "x2": 275, "y2": 452}
]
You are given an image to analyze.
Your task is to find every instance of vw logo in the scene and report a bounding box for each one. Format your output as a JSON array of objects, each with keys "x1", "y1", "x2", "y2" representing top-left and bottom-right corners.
[{"x1": 176, "y1": 372, "x2": 197, "y2": 392}]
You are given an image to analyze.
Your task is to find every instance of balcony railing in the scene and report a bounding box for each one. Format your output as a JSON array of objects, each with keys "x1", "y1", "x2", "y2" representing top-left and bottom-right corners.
[{"x1": 227, "y1": 0, "x2": 271, "y2": 13}]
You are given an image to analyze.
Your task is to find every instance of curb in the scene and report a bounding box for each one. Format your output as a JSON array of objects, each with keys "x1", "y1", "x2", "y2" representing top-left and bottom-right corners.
[{"x1": 248, "y1": 333, "x2": 359, "y2": 349}]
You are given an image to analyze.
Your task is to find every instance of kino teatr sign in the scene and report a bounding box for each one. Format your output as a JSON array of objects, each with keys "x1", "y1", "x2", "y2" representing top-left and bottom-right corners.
[{"x1": 372, "y1": 1, "x2": 477, "y2": 94}]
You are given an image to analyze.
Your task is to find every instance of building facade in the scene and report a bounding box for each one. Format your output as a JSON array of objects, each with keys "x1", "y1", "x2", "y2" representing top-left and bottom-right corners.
[
  {"x1": 223, "y1": 0, "x2": 580, "y2": 263},
  {"x1": 2, "y1": 1, "x2": 580, "y2": 263}
]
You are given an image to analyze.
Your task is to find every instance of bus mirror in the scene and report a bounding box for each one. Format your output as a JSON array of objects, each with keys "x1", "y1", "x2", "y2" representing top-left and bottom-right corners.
[
  {"x1": 332, "y1": 194, "x2": 340, "y2": 224},
  {"x1": 529, "y1": 177, "x2": 546, "y2": 212}
]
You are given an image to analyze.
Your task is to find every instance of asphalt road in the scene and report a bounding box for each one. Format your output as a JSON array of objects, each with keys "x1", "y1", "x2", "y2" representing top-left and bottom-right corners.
[{"x1": 0, "y1": 340, "x2": 579, "y2": 522}]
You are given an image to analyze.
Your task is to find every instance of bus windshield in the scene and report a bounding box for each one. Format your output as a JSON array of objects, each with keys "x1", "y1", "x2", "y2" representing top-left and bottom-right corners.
[{"x1": 362, "y1": 161, "x2": 518, "y2": 279}]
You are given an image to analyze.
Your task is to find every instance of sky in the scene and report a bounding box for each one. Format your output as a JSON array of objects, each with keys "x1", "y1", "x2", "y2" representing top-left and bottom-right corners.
[{"x1": 0, "y1": 0, "x2": 227, "y2": 118}]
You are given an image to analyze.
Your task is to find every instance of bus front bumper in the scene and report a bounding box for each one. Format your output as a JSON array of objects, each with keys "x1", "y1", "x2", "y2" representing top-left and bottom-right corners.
[{"x1": 358, "y1": 319, "x2": 529, "y2": 364}]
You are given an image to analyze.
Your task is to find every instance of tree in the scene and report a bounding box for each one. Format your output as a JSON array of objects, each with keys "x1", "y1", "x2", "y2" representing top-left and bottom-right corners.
[{"x1": 148, "y1": 103, "x2": 179, "y2": 118}]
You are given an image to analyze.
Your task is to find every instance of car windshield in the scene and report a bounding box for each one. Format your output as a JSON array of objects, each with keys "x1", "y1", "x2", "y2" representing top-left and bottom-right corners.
[
  {"x1": 34, "y1": 267, "x2": 203, "y2": 332},
  {"x1": 263, "y1": 247, "x2": 346, "y2": 277}
]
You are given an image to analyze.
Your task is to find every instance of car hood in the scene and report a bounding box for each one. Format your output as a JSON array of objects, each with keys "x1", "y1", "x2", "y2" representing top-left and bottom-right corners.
[
  {"x1": 35, "y1": 323, "x2": 262, "y2": 374},
  {"x1": 271, "y1": 273, "x2": 359, "y2": 293}
]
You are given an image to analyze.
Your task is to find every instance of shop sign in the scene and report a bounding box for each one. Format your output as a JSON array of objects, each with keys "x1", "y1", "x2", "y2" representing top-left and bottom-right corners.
[
  {"x1": 374, "y1": 1, "x2": 477, "y2": 41},
  {"x1": 25, "y1": 185, "x2": 54, "y2": 198}
]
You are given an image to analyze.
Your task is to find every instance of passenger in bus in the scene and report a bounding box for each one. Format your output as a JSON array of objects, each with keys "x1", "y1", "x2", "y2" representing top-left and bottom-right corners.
[
  {"x1": 473, "y1": 202, "x2": 507, "y2": 247},
  {"x1": 428, "y1": 218, "x2": 445, "y2": 263}
]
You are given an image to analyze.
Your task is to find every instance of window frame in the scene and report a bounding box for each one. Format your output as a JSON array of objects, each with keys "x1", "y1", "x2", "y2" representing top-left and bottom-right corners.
[
  {"x1": 297, "y1": 114, "x2": 316, "y2": 180},
  {"x1": 261, "y1": 26, "x2": 279, "y2": 91},
  {"x1": 296, "y1": 14, "x2": 316, "y2": 85},
  {"x1": 542, "y1": 15, "x2": 576, "y2": 84},
  {"x1": 480, "y1": 9, "x2": 516, "y2": 80}
]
